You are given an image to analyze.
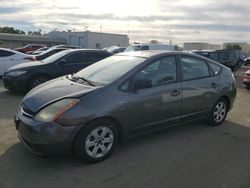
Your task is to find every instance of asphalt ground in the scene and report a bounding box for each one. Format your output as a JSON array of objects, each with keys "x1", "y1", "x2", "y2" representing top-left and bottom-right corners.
[{"x1": 0, "y1": 67, "x2": 250, "y2": 188}]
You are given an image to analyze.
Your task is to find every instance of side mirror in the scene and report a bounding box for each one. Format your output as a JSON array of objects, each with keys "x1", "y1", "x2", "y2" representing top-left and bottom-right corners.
[{"x1": 132, "y1": 79, "x2": 152, "y2": 90}]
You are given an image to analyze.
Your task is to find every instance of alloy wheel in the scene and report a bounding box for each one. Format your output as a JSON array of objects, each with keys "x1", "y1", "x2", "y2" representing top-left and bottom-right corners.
[
  {"x1": 213, "y1": 101, "x2": 227, "y2": 123},
  {"x1": 85, "y1": 126, "x2": 114, "y2": 158}
]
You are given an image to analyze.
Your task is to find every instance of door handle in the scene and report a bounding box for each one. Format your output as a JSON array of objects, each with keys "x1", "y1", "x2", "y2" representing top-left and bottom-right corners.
[
  {"x1": 211, "y1": 83, "x2": 217, "y2": 88},
  {"x1": 170, "y1": 89, "x2": 180, "y2": 97}
]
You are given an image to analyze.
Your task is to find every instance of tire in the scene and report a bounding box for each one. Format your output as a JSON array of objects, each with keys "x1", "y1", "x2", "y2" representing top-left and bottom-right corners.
[
  {"x1": 208, "y1": 98, "x2": 228, "y2": 126},
  {"x1": 29, "y1": 75, "x2": 48, "y2": 89},
  {"x1": 73, "y1": 119, "x2": 119, "y2": 163}
]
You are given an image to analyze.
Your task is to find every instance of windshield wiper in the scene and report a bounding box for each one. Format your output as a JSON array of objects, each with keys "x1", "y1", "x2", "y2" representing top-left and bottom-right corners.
[{"x1": 70, "y1": 74, "x2": 96, "y2": 86}]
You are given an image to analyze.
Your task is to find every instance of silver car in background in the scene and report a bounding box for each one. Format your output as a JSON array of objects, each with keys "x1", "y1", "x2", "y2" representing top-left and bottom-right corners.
[{"x1": 15, "y1": 51, "x2": 236, "y2": 163}]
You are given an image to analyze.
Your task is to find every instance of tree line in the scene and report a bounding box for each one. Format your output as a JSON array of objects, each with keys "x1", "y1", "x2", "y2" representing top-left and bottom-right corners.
[{"x1": 0, "y1": 26, "x2": 42, "y2": 35}]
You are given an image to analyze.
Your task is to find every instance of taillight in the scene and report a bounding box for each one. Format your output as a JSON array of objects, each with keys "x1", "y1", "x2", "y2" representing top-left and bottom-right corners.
[{"x1": 24, "y1": 56, "x2": 36, "y2": 61}]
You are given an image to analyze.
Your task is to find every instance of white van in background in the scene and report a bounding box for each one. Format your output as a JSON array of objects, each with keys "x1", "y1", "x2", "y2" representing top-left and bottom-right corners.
[{"x1": 125, "y1": 43, "x2": 175, "y2": 52}]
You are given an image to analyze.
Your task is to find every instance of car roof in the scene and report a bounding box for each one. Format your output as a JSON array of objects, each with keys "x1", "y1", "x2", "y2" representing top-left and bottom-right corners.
[
  {"x1": 62, "y1": 49, "x2": 109, "y2": 53},
  {"x1": 116, "y1": 50, "x2": 201, "y2": 58}
]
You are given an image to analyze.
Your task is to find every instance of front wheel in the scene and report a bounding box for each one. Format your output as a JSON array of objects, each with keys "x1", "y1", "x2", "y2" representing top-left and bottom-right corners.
[
  {"x1": 73, "y1": 119, "x2": 119, "y2": 163},
  {"x1": 208, "y1": 98, "x2": 228, "y2": 126}
]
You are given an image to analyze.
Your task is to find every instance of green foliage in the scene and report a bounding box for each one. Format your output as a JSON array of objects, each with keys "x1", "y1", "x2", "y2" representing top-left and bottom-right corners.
[
  {"x1": 150, "y1": 40, "x2": 160, "y2": 44},
  {"x1": 27, "y1": 29, "x2": 42, "y2": 36},
  {"x1": 0, "y1": 26, "x2": 25, "y2": 34},
  {"x1": 226, "y1": 44, "x2": 242, "y2": 50}
]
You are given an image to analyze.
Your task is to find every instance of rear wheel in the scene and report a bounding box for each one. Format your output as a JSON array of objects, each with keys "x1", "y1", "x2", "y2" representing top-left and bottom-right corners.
[
  {"x1": 30, "y1": 75, "x2": 48, "y2": 89},
  {"x1": 208, "y1": 98, "x2": 228, "y2": 126},
  {"x1": 73, "y1": 119, "x2": 119, "y2": 163}
]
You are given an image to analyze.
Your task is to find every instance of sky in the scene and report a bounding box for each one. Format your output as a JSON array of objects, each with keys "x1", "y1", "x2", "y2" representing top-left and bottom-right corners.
[{"x1": 1, "y1": 0, "x2": 250, "y2": 45}]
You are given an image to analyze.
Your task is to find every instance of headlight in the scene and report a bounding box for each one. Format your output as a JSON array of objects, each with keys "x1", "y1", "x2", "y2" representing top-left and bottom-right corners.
[
  {"x1": 8, "y1": 71, "x2": 27, "y2": 76},
  {"x1": 35, "y1": 98, "x2": 80, "y2": 123}
]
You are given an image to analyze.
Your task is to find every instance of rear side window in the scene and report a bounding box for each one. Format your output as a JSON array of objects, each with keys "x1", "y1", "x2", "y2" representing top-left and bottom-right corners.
[
  {"x1": 180, "y1": 56, "x2": 210, "y2": 81},
  {"x1": 228, "y1": 52, "x2": 236, "y2": 61},
  {"x1": 0, "y1": 50, "x2": 15, "y2": 57},
  {"x1": 209, "y1": 52, "x2": 218, "y2": 61},
  {"x1": 209, "y1": 63, "x2": 222, "y2": 75},
  {"x1": 88, "y1": 52, "x2": 110, "y2": 62},
  {"x1": 140, "y1": 46, "x2": 149, "y2": 50},
  {"x1": 64, "y1": 52, "x2": 88, "y2": 64},
  {"x1": 218, "y1": 52, "x2": 228, "y2": 61}
]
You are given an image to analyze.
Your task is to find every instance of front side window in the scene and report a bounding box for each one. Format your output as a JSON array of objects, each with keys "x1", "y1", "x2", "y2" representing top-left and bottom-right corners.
[
  {"x1": 180, "y1": 56, "x2": 210, "y2": 81},
  {"x1": 133, "y1": 56, "x2": 177, "y2": 89}
]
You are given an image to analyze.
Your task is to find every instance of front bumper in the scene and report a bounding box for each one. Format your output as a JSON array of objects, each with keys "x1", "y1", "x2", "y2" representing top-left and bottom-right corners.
[
  {"x1": 15, "y1": 109, "x2": 81, "y2": 155},
  {"x1": 3, "y1": 74, "x2": 29, "y2": 91}
]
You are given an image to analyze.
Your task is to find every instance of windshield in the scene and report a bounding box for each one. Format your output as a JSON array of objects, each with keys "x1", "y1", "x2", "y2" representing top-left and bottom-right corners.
[
  {"x1": 124, "y1": 45, "x2": 141, "y2": 52},
  {"x1": 75, "y1": 55, "x2": 145, "y2": 85},
  {"x1": 42, "y1": 50, "x2": 71, "y2": 63}
]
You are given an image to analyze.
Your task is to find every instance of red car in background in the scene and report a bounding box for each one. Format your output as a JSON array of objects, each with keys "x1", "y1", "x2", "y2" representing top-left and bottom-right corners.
[
  {"x1": 15, "y1": 44, "x2": 46, "y2": 54},
  {"x1": 243, "y1": 69, "x2": 250, "y2": 90}
]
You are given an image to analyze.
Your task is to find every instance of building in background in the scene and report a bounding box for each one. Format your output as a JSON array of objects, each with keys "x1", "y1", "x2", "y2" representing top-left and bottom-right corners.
[
  {"x1": 0, "y1": 33, "x2": 66, "y2": 49},
  {"x1": 46, "y1": 31, "x2": 129, "y2": 49},
  {"x1": 183, "y1": 42, "x2": 221, "y2": 51}
]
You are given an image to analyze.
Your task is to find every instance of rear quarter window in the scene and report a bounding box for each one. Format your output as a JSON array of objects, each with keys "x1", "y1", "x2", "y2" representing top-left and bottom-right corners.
[{"x1": 208, "y1": 62, "x2": 222, "y2": 76}]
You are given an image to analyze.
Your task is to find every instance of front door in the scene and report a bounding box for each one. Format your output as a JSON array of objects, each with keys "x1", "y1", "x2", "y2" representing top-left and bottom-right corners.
[{"x1": 127, "y1": 55, "x2": 182, "y2": 135}]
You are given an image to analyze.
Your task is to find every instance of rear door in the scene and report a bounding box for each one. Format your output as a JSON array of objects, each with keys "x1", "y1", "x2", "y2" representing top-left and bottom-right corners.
[
  {"x1": 0, "y1": 50, "x2": 16, "y2": 74},
  {"x1": 179, "y1": 55, "x2": 220, "y2": 121}
]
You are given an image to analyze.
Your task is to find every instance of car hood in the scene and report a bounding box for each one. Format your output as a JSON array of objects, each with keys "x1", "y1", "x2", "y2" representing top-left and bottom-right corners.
[
  {"x1": 8, "y1": 61, "x2": 44, "y2": 71},
  {"x1": 22, "y1": 76, "x2": 100, "y2": 113}
]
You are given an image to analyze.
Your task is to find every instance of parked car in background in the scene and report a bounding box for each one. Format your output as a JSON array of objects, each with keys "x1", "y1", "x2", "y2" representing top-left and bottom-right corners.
[
  {"x1": 3, "y1": 49, "x2": 112, "y2": 91},
  {"x1": 30, "y1": 47, "x2": 49, "y2": 55},
  {"x1": 14, "y1": 51, "x2": 236, "y2": 163},
  {"x1": 244, "y1": 57, "x2": 250, "y2": 65},
  {"x1": 243, "y1": 69, "x2": 250, "y2": 90},
  {"x1": 208, "y1": 50, "x2": 243, "y2": 71},
  {"x1": 15, "y1": 44, "x2": 46, "y2": 54},
  {"x1": 125, "y1": 43, "x2": 175, "y2": 52},
  {"x1": 191, "y1": 50, "x2": 211, "y2": 58},
  {"x1": 35, "y1": 48, "x2": 69, "y2": 61},
  {"x1": 0, "y1": 48, "x2": 35, "y2": 76},
  {"x1": 51, "y1": 45, "x2": 81, "y2": 49},
  {"x1": 105, "y1": 46, "x2": 126, "y2": 54}
]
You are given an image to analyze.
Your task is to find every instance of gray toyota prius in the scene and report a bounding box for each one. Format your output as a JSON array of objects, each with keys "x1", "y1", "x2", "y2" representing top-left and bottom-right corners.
[{"x1": 15, "y1": 51, "x2": 236, "y2": 163}]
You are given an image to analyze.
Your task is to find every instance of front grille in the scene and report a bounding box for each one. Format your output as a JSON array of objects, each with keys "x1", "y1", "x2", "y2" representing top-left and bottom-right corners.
[{"x1": 20, "y1": 105, "x2": 35, "y2": 118}]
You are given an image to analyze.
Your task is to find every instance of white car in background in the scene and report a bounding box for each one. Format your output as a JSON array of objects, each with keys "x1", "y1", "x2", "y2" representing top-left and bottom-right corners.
[{"x1": 0, "y1": 48, "x2": 35, "y2": 76}]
